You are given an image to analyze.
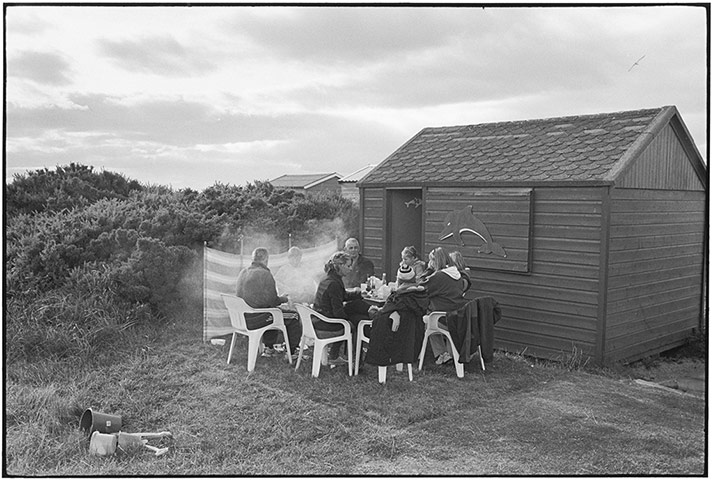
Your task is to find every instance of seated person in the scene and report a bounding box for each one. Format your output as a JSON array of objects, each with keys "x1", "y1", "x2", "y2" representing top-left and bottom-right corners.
[
  {"x1": 342, "y1": 238, "x2": 375, "y2": 289},
  {"x1": 449, "y1": 250, "x2": 472, "y2": 293},
  {"x1": 275, "y1": 246, "x2": 318, "y2": 305},
  {"x1": 235, "y1": 247, "x2": 302, "y2": 359},
  {"x1": 408, "y1": 247, "x2": 468, "y2": 365},
  {"x1": 401, "y1": 246, "x2": 428, "y2": 281},
  {"x1": 313, "y1": 251, "x2": 370, "y2": 365}
]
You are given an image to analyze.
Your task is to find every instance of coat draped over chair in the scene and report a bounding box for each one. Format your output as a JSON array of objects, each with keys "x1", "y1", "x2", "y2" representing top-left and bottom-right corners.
[
  {"x1": 444, "y1": 296, "x2": 501, "y2": 364},
  {"x1": 365, "y1": 290, "x2": 429, "y2": 366}
]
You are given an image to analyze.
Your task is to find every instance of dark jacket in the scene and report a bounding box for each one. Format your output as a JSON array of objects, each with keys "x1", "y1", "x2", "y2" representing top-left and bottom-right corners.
[
  {"x1": 314, "y1": 271, "x2": 362, "y2": 319},
  {"x1": 424, "y1": 268, "x2": 467, "y2": 312},
  {"x1": 236, "y1": 261, "x2": 286, "y2": 309},
  {"x1": 342, "y1": 254, "x2": 375, "y2": 289},
  {"x1": 444, "y1": 296, "x2": 501, "y2": 364},
  {"x1": 365, "y1": 290, "x2": 430, "y2": 366}
]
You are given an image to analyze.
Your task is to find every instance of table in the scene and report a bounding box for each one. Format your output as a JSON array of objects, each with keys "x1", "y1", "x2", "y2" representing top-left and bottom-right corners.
[{"x1": 362, "y1": 293, "x2": 386, "y2": 307}]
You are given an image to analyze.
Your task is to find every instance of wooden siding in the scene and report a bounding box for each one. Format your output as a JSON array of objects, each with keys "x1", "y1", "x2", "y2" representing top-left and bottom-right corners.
[
  {"x1": 448, "y1": 187, "x2": 606, "y2": 360},
  {"x1": 425, "y1": 187, "x2": 533, "y2": 273},
  {"x1": 605, "y1": 189, "x2": 705, "y2": 362},
  {"x1": 362, "y1": 188, "x2": 386, "y2": 273},
  {"x1": 617, "y1": 124, "x2": 705, "y2": 191}
]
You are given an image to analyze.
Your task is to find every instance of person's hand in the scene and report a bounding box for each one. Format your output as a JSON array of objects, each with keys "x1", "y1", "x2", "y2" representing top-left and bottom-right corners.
[{"x1": 390, "y1": 311, "x2": 401, "y2": 332}]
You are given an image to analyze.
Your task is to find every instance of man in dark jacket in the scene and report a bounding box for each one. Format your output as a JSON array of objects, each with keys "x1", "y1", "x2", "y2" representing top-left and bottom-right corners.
[
  {"x1": 342, "y1": 238, "x2": 375, "y2": 289},
  {"x1": 236, "y1": 247, "x2": 302, "y2": 359}
]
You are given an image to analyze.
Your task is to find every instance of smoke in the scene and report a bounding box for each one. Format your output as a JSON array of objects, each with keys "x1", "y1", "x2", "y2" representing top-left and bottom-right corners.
[{"x1": 179, "y1": 216, "x2": 356, "y2": 308}]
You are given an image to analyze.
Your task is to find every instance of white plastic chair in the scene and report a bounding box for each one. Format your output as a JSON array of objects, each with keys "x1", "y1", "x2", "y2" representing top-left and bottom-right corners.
[
  {"x1": 294, "y1": 304, "x2": 353, "y2": 378},
  {"x1": 418, "y1": 311, "x2": 485, "y2": 378},
  {"x1": 220, "y1": 294, "x2": 293, "y2": 372},
  {"x1": 354, "y1": 319, "x2": 372, "y2": 375}
]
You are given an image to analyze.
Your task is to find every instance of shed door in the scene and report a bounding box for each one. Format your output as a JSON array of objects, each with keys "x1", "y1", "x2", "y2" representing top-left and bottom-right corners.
[{"x1": 386, "y1": 189, "x2": 423, "y2": 281}]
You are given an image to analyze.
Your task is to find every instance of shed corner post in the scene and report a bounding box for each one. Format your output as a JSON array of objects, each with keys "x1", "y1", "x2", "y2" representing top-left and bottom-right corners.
[{"x1": 594, "y1": 185, "x2": 614, "y2": 364}]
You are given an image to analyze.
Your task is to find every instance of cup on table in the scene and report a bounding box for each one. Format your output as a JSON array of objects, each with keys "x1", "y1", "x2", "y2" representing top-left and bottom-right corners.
[{"x1": 360, "y1": 283, "x2": 367, "y2": 294}]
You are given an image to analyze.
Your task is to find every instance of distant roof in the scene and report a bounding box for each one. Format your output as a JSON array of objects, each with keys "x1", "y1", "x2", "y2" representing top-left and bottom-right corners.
[
  {"x1": 359, "y1": 106, "x2": 686, "y2": 186},
  {"x1": 339, "y1": 164, "x2": 376, "y2": 183},
  {"x1": 270, "y1": 173, "x2": 341, "y2": 189}
]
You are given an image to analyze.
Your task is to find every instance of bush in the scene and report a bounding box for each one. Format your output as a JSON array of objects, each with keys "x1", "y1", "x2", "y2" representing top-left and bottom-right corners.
[
  {"x1": 5, "y1": 264, "x2": 154, "y2": 362},
  {"x1": 5, "y1": 164, "x2": 360, "y2": 364},
  {"x1": 5, "y1": 163, "x2": 143, "y2": 216}
]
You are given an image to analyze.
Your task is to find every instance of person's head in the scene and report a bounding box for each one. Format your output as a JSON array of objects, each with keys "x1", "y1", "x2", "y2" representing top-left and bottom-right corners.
[
  {"x1": 428, "y1": 247, "x2": 451, "y2": 271},
  {"x1": 344, "y1": 238, "x2": 361, "y2": 259},
  {"x1": 252, "y1": 247, "x2": 269, "y2": 266},
  {"x1": 286, "y1": 246, "x2": 302, "y2": 267},
  {"x1": 325, "y1": 251, "x2": 352, "y2": 277},
  {"x1": 397, "y1": 263, "x2": 416, "y2": 286},
  {"x1": 401, "y1": 246, "x2": 420, "y2": 266},
  {"x1": 449, "y1": 251, "x2": 467, "y2": 271}
]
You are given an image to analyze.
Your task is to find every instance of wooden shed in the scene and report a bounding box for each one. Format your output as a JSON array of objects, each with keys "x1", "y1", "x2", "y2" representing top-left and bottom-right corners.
[{"x1": 357, "y1": 106, "x2": 707, "y2": 364}]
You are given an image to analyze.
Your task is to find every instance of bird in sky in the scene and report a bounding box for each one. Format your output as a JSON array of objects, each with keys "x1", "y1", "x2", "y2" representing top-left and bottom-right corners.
[{"x1": 628, "y1": 54, "x2": 646, "y2": 72}]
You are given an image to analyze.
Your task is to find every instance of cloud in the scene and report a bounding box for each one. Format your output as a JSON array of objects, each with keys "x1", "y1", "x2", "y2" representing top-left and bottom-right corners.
[
  {"x1": 226, "y1": 7, "x2": 461, "y2": 65},
  {"x1": 3, "y1": 4, "x2": 707, "y2": 190},
  {"x1": 8, "y1": 51, "x2": 73, "y2": 86},
  {"x1": 98, "y1": 35, "x2": 217, "y2": 76}
]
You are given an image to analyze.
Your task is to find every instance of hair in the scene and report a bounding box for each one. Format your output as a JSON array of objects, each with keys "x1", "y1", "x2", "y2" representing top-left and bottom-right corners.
[
  {"x1": 401, "y1": 245, "x2": 420, "y2": 260},
  {"x1": 287, "y1": 246, "x2": 302, "y2": 260},
  {"x1": 344, "y1": 237, "x2": 360, "y2": 249},
  {"x1": 449, "y1": 251, "x2": 467, "y2": 271},
  {"x1": 252, "y1": 247, "x2": 269, "y2": 265},
  {"x1": 428, "y1": 247, "x2": 451, "y2": 271},
  {"x1": 325, "y1": 251, "x2": 351, "y2": 274}
]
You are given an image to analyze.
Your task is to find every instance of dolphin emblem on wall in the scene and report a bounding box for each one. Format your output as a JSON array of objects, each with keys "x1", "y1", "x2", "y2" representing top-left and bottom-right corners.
[{"x1": 438, "y1": 205, "x2": 507, "y2": 257}]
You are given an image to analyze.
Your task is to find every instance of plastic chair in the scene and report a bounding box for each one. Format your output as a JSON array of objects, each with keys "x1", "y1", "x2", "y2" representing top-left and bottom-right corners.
[
  {"x1": 354, "y1": 319, "x2": 372, "y2": 375},
  {"x1": 220, "y1": 294, "x2": 293, "y2": 372},
  {"x1": 357, "y1": 317, "x2": 413, "y2": 383},
  {"x1": 294, "y1": 304, "x2": 353, "y2": 377},
  {"x1": 418, "y1": 311, "x2": 485, "y2": 378},
  {"x1": 379, "y1": 363, "x2": 413, "y2": 384}
]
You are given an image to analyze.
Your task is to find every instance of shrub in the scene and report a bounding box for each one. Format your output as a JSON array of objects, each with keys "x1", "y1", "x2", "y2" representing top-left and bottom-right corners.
[
  {"x1": 5, "y1": 163, "x2": 143, "y2": 216},
  {"x1": 5, "y1": 264, "x2": 154, "y2": 362},
  {"x1": 5, "y1": 164, "x2": 360, "y2": 365}
]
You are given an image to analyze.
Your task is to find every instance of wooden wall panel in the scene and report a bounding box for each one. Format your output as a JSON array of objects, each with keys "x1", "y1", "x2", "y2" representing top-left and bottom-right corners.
[
  {"x1": 461, "y1": 187, "x2": 605, "y2": 358},
  {"x1": 425, "y1": 187, "x2": 533, "y2": 272},
  {"x1": 361, "y1": 188, "x2": 385, "y2": 273},
  {"x1": 605, "y1": 188, "x2": 705, "y2": 361},
  {"x1": 617, "y1": 124, "x2": 705, "y2": 191}
]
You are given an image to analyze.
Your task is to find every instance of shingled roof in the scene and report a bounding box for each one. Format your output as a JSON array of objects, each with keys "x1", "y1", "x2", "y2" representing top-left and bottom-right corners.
[{"x1": 359, "y1": 106, "x2": 677, "y2": 186}]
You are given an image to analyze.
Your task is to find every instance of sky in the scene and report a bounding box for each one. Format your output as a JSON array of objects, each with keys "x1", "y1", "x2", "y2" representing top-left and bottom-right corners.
[{"x1": 4, "y1": 3, "x2": 709, "y2": 191}]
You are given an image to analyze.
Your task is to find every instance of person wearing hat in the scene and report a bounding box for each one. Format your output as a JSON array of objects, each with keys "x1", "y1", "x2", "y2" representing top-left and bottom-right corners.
[
  {"x1": 400, "y1": 246, "x2": 427, "y2": 282},
  {"x1": 397, "y1": 263, "x2": 416, "y2": 287}
]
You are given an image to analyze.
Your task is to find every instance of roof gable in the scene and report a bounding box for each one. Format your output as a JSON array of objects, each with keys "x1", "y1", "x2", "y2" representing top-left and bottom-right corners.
[
  {"x1": 339, "y1": 164, "x2": 375, "y2": 183},
  {"x1": 359, "y1": 107, "x2": 689, "y2": 186},
  {"x1": 271, "y1": 173, "x2": 341, "y2": 189}
]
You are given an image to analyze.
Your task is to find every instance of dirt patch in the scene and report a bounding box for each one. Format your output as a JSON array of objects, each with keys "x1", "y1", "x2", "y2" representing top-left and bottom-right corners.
[{"x1": 609, "y1": 339, "x2": 706, "y2": 397}]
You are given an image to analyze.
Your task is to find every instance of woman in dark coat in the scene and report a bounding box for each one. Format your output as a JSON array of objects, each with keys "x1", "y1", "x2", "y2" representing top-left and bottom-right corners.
[{"x1": 313, "y1": 251, "x2": 368, "y2": 364}]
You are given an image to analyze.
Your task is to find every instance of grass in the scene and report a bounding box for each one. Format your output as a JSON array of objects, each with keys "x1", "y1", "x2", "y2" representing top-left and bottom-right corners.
[{"x1": 4, "y1": 298, "x2": 706, "y2": 476}]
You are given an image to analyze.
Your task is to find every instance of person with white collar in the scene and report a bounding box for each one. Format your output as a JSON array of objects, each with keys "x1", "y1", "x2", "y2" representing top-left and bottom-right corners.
[{"x1": 423, "y1": 247, "x2": 467, "y2": 365}]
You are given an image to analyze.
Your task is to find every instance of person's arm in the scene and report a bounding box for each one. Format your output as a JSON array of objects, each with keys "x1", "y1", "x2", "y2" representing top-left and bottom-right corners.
[
  {"x1": 362, "y1": 258, "x2": 375, "y2": 281},
  {"x1": 235, "y1": 269, "x2": 247, "y2": 297},
  {"x1": 327, "y1": 282, "x2": 348, "y2": 319},
  {"x1": 344, "y1": 289, "x2": 363, "y2": 301},
  {"x1": 423, "y1": 272, "x2": 445, "y2": 298},
  {"x1": 264, "y1": 271, "x2": 287, "y2": 307}
]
